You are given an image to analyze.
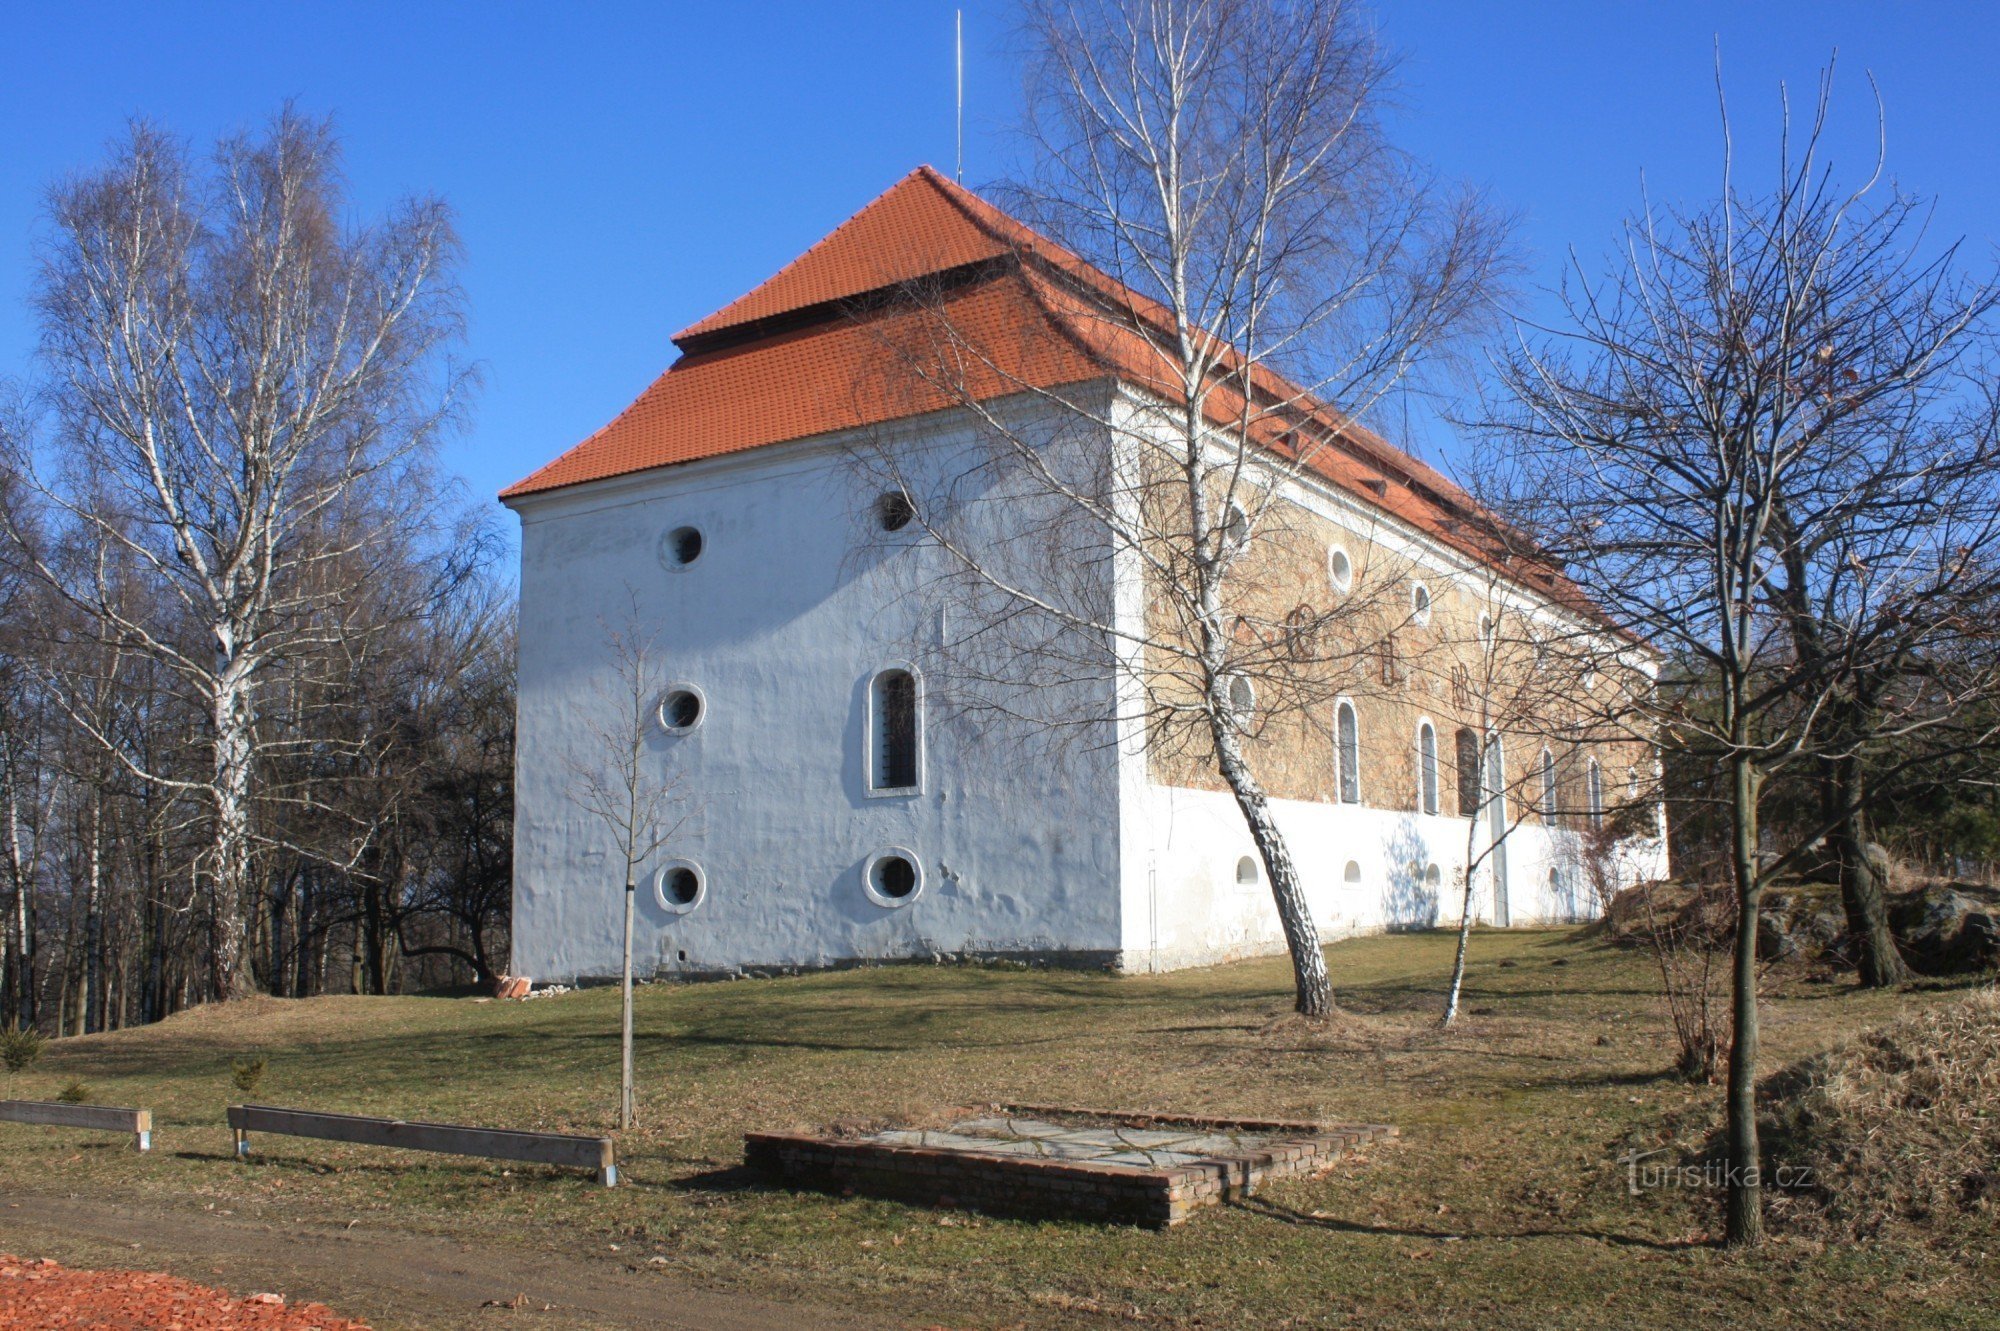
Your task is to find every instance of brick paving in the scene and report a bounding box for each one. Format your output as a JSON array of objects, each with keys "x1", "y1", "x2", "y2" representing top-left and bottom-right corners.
[{"x1": 745, "y1": 1105, "x2": 1396, "y2": 1227}]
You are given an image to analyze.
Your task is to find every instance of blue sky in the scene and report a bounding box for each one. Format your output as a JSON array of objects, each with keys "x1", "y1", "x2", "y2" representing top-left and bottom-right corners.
[{"x1": 2, "y1": 2, "x2": 1994, "y2": 550}]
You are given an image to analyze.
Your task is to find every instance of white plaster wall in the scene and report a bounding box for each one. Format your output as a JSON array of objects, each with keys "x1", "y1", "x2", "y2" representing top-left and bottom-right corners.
[
  {"x1": 507, "y1": 412, "x2": 1126, "y2": 982},
  {"x1": 1103, "y1": 386, "x2": 1672, "y2": 971},
  {"x1": 1121, "y1": 782, "x2": 1670, "y2": 971}
]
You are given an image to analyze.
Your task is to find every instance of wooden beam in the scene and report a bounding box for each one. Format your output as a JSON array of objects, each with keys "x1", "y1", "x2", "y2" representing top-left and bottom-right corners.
[
  {"x1": 0, "y1": 1099, "x2": 152, "y2": 1150},
  {"x1": 226, "y1": 1104, "x2": 616, "y2": 1186}
]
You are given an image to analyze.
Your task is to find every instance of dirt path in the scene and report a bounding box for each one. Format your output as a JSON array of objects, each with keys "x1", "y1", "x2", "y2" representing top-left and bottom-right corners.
[{"x1": 0, "y1": 1192, "x2": 898, "y2": 1331}]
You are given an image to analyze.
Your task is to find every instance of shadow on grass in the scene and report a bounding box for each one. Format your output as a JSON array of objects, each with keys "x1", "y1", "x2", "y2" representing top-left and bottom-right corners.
[{"x1": 1229, "y1": 1194, "x2": 1705, "y2": 1251}]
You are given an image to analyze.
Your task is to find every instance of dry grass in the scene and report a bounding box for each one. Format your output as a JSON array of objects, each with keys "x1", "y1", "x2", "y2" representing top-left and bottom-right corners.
[
  {"x1": 1763, "y1": 986, "x2": 2000, "y2": 1241},
  {"x1": 0, "y1": 929, "x2": 1994, "y2": 1330}
]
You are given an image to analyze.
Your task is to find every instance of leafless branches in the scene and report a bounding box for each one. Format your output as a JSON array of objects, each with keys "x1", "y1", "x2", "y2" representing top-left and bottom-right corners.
[
  {"x1": 855, "y1": 0, "x2": 1510, "y2": 1018},
  {"x1": 12, "y1": 108, "x2": 473, "y2": 998},
  {"x1": 1489, "y1": 64, "x2": 2000, "y2": 1246}
]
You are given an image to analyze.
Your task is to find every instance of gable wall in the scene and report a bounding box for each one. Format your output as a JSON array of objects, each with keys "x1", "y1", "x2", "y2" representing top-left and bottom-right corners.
[{"x1": 507, "y1": 407, "x2": 1127, "y2": 981}]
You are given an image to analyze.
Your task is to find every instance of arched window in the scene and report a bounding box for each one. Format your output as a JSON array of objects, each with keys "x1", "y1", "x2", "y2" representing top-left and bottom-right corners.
[
  {"x1": 1417, "y1": 721, "x2": 1439, "y2": 816},
  {"x1": 1220, "y1": 501, "x2": 1249, "y2": 550},
  {"x1": 1235, "y1": 855, "x2": 1259, "y2": 885},
  {"x1": 1587, "y1": 758, "x2": 1604, "y2": 829},
  {"x1": 1227, "y1": 674, "x2": 1256, "y2": 728},
  {"x1": 869, "y1": 668, "x2": 921, "y2": 793},
  {"x1": 1455, "y1": 728, "x2": 1481, "y2": 818},
  {"x1": 1411, "y1": 583, "x2": 1432, "y2": 626},
  {"x1": 1478, "y1": 612, "x2": 1495, "y2": 648},
  {"x1": 1539, "y1": 747, "x2": 1559, "y2": 823},
  {"x1": 1336, "y1": 701, "x2": 1361, "y2": 804}
]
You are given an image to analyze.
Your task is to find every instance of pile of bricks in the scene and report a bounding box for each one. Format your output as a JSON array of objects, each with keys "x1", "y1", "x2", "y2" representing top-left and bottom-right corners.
[{"x1": 743, "y1": 1104, "x2": 1396, "y2": 1227}]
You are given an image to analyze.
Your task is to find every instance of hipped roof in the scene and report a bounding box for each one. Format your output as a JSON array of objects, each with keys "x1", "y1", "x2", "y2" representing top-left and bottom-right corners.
[{"x1": 501, "y1": 166, "x2": 1593, "y2": 620}]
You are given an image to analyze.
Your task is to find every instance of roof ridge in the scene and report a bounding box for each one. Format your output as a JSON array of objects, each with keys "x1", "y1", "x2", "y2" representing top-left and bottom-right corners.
[{"x1": 674, "y1": 166, "x2": 946, "y2": 344}]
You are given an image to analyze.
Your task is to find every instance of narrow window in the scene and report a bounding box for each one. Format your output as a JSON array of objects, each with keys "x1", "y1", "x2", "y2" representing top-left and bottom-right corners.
[
  {"x1": 870, "y1": 668, "x2": 920, "y2": 792},
  {"x1": 1478, "y1": 612, "x2": 1495, "y2": 647},
  {"x1": 1540, "y1": 747, "x2": 1559, "y2": 823},
  {"x1": 1220, "y1": 501, "x2": 1249, "y2": 550},
  {"x1": 1411, "y1": 583, "x2": 1432, "y2": 626},
  {"x1": 1417, "y1": 722, "x2": 1439, "y2": 816},
  {"x1": 1455, "y1": 728, "x2": 1481, "y2": 818},
  {"x1": 1587, "y1": 759, "x2": 1604, "y2": 829},
  {"x1": 1227, "y1": 674, "x2": 1256, "y2": 728},
  {"x1": 1336, "y1": 701, "x2": 1360, "y2": 804}
]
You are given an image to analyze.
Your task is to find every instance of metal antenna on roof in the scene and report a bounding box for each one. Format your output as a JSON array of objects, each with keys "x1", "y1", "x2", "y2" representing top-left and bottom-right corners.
[{"x1": 955, "y1": 9, "x2": 964, "y2": 182}]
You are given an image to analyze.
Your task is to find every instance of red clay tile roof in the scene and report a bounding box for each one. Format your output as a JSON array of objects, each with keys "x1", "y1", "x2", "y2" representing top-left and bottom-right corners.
[
  {"x1": 499, "y1": 166, "x2": 1595, "y2": 620},
  {"x1": 674, "y1": 169, "x2": 1014, "y2": 343}
]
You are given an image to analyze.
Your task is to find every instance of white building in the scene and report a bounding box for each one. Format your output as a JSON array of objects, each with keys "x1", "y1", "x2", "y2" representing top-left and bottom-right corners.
[{"x1": 502, "y1": 167, "x2": 1667, "y2": 984}]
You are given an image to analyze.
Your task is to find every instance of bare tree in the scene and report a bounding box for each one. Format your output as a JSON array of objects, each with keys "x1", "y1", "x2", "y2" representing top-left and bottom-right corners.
[
  {"x1": 564, "y1": 604, "x2": 685, "y2": 1131},
  {"x1": 14, "y1": 110, "x2": 470, "y2": 999},
  {"x1": 1435, "y1": 566, "x2": 1634, "y2": 1026},
  {"x1": 1491, "y1": 69, "x2": 2000, "y2": 1245},
  {"x1": 859, "y1": 0, "x2": 1508, "y2": 1018}
]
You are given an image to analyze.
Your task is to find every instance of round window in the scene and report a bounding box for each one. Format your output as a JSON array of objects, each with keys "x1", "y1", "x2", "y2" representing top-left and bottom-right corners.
[
  {"x1": 658, "y1": 685, "x2": 704, "y2": 733},
  {"x1": 661, "y1": 525, "x2": 703, "y2": 568},
  {"x1": 653, "y1": 861, "x2": 705, "y2": 914},
  {"x1": 876, "y1": 491, "x2": 916, "y2": 532},
  {"x1": 864, "y1": 849, "x2": 924, "y2": 907},
  {"x1": 1328, "y1": 546, "x2": 1352, "y2": 593}
]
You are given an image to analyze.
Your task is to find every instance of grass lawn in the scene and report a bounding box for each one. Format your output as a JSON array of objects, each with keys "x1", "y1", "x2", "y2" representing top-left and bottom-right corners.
[{"x1": 1, "y1": 927, "x2": 1993, "y2": 1330}]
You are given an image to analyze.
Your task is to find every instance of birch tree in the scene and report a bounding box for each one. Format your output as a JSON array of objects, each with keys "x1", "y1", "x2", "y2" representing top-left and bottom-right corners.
[
  {"x1": 861, "y1": 0, "x2": 1508, "y2": 1018},
  {"x1": 1491, "y1": 71, "x2": 2000, "y2": 1245},
  {"x1": 1435, "y1": 570, "x2": 1634, "y2": 1026},
  {"x1": 16, "y1": 110, "x2": 470, "y2": 999}
]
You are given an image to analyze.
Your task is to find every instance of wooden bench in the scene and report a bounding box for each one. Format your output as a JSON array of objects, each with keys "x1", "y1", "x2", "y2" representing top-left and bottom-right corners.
[
  {"x1": 0, "y1": 1099, "x2": 152, "y2": 1150},
  {"x1": 226, "y1": 1104, "x2": 617, "y2": 1186}
]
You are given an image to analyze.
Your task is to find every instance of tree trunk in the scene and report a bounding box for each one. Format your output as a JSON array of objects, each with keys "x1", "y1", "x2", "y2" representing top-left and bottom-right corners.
[
  {"x1": 1211, "y1": 715, "x2": 1334, "y2": 1019},
  {"x1": 1441, "y1": 812, "x2": 1485, "y2": 1027},
  {"x1": 1830, "y1": 762, "x2": 1909, "y2": 988},
  {"x1": 5, "y1": 770, "x2": 36, "y2": 1027},
  {"x1": 210, "y1": 670, "x2": 256, "y2": 999},
  {"x1": 620, "y1": 870, "x2": 637, "y2": 1130},
  {"x1": 1723, "y1": 752, "x2": 1764, "y2": 1248},
  {"x1": 83, "y1": 795, "x2": 103, "y2": 1035}
]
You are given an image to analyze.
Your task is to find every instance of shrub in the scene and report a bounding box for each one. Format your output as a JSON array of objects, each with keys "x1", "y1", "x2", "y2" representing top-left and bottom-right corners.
[
  {"x1": 231, "y1": 1054, "x2": 268, "y2": 1098},
  {"x1": 55, "y1": 1081, "x2": 91, "y2": 1104},
  {"x1": 0, "y1": 1021, "x2": 44, "y2": 1093}
]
